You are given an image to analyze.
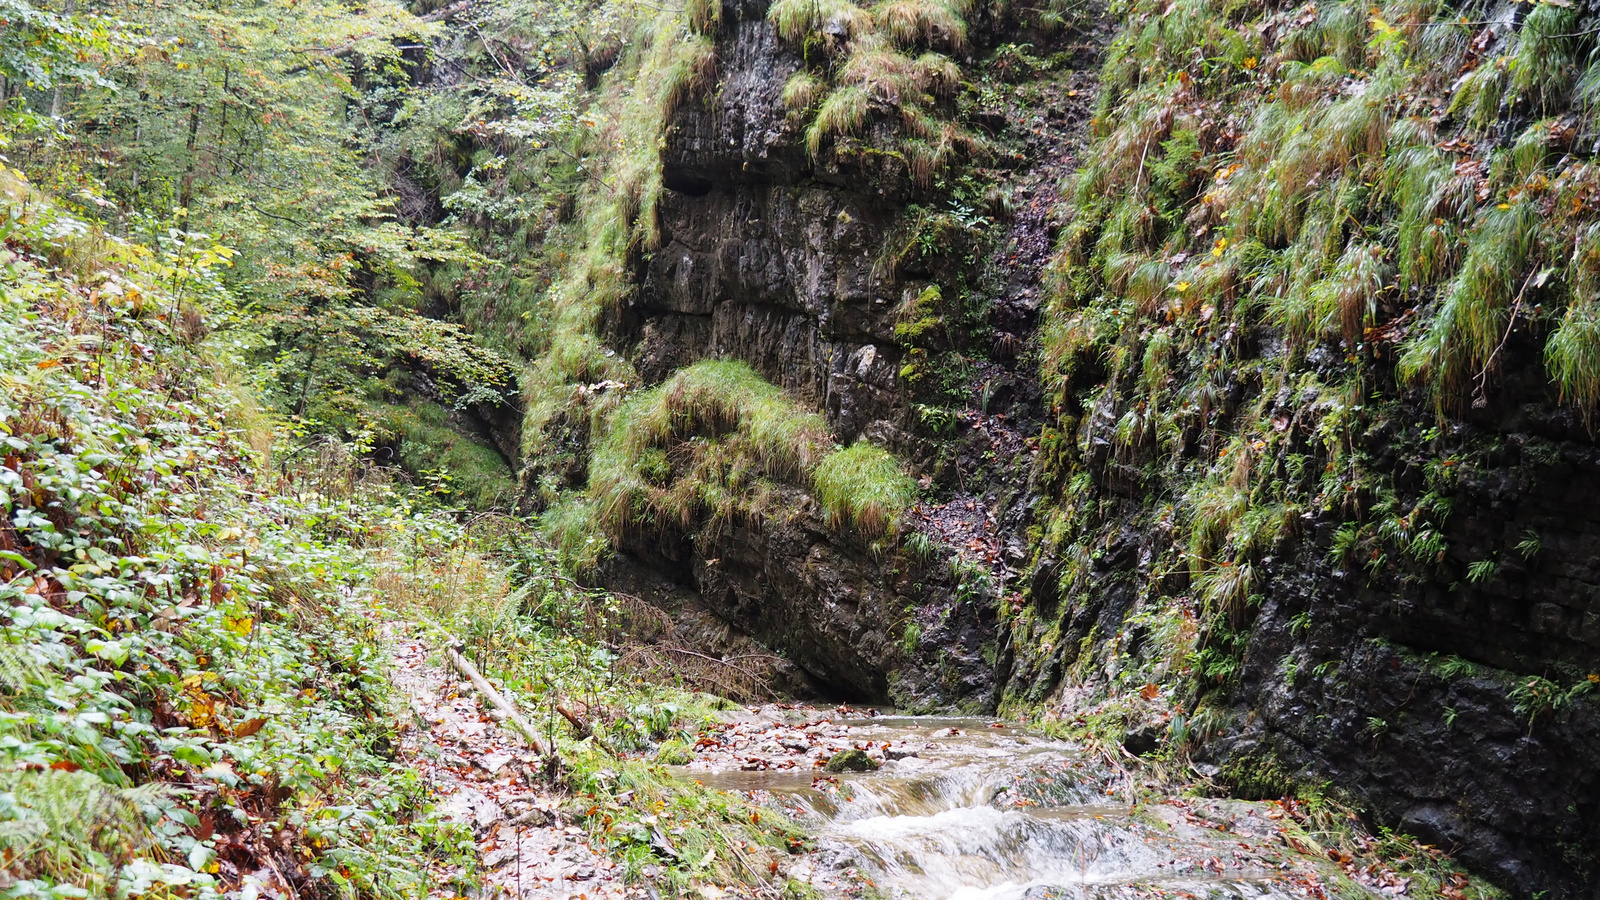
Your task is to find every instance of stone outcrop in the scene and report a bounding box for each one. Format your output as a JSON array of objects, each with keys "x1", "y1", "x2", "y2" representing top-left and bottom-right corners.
[{"x1": 596, "y1": 0, "x2": 1009, "y2": 709}]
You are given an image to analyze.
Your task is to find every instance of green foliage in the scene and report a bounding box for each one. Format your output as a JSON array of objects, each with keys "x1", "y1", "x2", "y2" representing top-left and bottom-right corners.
[
  {"x1": 873, "y1": 0, "x2": 969, "y2": 52},
  {"x1": 520, "y1": 6, "x2": 716, "y2": 462},
  {"x1": 0, "y1": 0, "x2": 116, "y2": 103},
  {"x1": 784, "y1": 70, "x2": 828, "y2": 112},
  {"x1": 380, "y1": 399, "x2": 518, "y2": 509},
  {"x1": 808, "y1": 85, "x2": 873, "y2": 156},
  {"x1": 587, "y1": 360, "x2": 823, "y2": 540},
  {"x1": 1546, "y1": 223, "x2": 1600, "y2": 420},
  {"x1": 3, "y1": 0, "x2": 529, "y2": 495},
  {"x1": 0, "y1": 171, "x2": 477, "y2": 900},
  {"x1": 813, "y1": 442, "x2": 919, "y2": 538},
  {"x1": 1507, "y1": 674, "x2": 1594, "y2": 727}
]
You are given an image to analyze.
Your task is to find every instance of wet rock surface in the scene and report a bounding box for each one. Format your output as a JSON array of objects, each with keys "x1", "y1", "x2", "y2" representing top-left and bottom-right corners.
[{"x1": 1010, "y1": 368, "x2": 1600, "y2": 895}]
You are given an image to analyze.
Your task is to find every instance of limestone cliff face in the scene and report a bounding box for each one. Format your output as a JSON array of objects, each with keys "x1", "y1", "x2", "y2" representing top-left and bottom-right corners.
[
  {"x1": 632, "y1": 0, "x2": 912, "y2": 449},
  {"x1": 596, "y1": 0, "x2": 996, "y2": 709},
  {"x1": 574, "y1": 0, "x2": 1600, "y2": 891}
]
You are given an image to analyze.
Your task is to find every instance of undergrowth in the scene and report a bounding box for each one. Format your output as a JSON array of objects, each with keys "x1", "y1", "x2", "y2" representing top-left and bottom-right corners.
[
  {"x1": 0, "y1": 156, "x2": 804, "y2": 900},
  {"x1": 0, "y1": 164, "x2": 479, "y2": 900}
]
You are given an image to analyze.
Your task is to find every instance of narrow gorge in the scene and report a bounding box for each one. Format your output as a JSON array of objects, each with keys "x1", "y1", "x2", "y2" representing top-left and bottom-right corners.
[
  {"x1": 4, "y1": 0, "x2": 1600, "y2": 896},
  {"x1": 465, "y1": 0, "x2": 1600, "y2": 894}
]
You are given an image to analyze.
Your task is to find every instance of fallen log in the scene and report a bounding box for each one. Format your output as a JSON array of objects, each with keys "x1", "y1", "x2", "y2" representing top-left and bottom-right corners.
[{"x1": 445, "y1": 644, "x2": 550, "y2": 757}]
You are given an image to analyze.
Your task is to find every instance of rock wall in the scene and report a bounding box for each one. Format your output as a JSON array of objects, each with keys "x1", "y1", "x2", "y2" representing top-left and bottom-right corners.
[
  {"x1": 1002, "y1": 254, "x2": 1600, "y2": 899},
  {"x1": 1215, "y1": 395, "x2": 1600, "y2": 896},
  {"x1": 630, "y1": 0, "x2": 911, "y2": 449},
  {"x1": 594, "y1": 0, "x2": 1014, "y2": 708},
  {"x1": 988, "y1": 1, "x2": 1600, "y2": 893}
]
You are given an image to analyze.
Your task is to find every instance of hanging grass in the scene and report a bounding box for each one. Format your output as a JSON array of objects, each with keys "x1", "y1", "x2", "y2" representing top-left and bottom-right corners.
[
  {"x1": 807, "y1": 85, "x2": 871, "y2": 156},
  {"x1": 769, "y1": 0, "x2": 870, "y2": 44},
  {"x1": 585, "y1": 360, "x2": 914, "y2": 543},
  {"x1": 686, "y1": 0, "x2": 722, "y2": 35},
  {"x1": 1510, "y1": 1, "x2": 1580, "y2": 113},
  {"x1": 1546, "y1": 300, "x2": 1600, "y2": 424},
  {"x1": 872, "y1": 0, "x2": 968, "y2": 52},
  {"x1": 1301, "y1": 241, "x2": 1390, "y2": 345},
  {"x1": 1546, "y1": 224, "x2": 1600, "y2": 423},
  {"x1": 775, "y1": 0, "x2": 971, "y2": 182},
  {"x1": 783, "y1": 70, "x2": 827, "y2": 112},
  {"x1": 1399, "y1": 200, "x2": 1542, "y2": 397},
  {"x1": 813, "y1": 441, "x2": 919, "y2": 538}
]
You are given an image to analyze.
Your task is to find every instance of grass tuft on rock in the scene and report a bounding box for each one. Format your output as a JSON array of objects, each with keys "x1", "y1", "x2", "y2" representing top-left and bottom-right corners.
[
  {"x1": 584, "y1": 361, "x2": 915, "y2": 549},
  {"x1": 813, "y1": 441, "x2": 918, "y2": 538}
]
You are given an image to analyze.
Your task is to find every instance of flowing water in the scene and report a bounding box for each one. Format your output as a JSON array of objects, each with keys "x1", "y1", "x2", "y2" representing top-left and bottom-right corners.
[{"x1": 684, "y1": 711, "x2": 1338, "y2": 900}]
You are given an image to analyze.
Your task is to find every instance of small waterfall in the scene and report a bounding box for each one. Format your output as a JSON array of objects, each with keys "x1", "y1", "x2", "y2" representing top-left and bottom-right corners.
[{"x1": 686, "y1": 713, "x2": 1332, "y2": 900}]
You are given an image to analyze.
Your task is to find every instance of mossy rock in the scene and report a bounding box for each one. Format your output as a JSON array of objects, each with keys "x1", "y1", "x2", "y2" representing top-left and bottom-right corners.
[{"x1": 824, "y1": 749, "x2": 880, "y2": 773}]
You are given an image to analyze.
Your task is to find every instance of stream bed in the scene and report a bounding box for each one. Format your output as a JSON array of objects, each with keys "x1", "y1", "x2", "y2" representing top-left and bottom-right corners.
[{"x1": 679, "y1": 708, "x2": 1350, "y2": 900}]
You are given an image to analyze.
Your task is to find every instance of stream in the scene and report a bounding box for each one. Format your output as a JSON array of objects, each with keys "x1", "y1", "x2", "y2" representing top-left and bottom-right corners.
[{"x1": 682, "y1": 709, "x2": 1346, "y2": 900}]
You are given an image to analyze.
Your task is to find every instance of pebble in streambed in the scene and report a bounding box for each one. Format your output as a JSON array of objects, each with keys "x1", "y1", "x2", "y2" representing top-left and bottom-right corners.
[{"x1": 679, "y1": 706, "x2": 1347, "y2": 900}]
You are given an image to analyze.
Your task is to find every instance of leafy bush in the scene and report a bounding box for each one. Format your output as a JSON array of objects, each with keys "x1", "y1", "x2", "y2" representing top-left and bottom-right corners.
[{"x1": 0, "y1": 168, "x2": 482, "y2": 900}]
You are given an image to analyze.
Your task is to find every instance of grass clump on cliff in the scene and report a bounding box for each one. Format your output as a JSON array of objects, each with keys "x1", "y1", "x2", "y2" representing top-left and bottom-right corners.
[
  {"x1": 584, "y1": 360, "x2": 914, "y2": 554},
  {"x1": 814, "y1": 442, "x2": 919, "y2": 537},
  {"x1": 588, "y1": 360, "x2": 832, "y2": 539},
  {"x1": 769, "y1": 0, "x2": 974, "y2": 187}
]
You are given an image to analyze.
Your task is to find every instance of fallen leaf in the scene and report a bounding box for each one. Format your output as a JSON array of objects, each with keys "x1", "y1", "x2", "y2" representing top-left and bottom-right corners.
[{"x1": 232, "y1": 716, "x2": 269, "y2": 738}]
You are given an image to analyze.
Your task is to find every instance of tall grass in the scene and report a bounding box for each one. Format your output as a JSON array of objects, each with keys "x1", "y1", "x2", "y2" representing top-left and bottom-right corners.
[{"x1": 873, "y1": 0, "x2": 968, "y2": 52}]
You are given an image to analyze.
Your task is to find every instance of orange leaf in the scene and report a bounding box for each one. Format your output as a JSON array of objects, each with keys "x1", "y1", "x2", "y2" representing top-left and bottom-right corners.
[
  {"x1": 50, "y1": 760, "x2": 81, "y2": 771},
  {"x1": 231, "y1": 716, "x2": 268, "y2": 738}
]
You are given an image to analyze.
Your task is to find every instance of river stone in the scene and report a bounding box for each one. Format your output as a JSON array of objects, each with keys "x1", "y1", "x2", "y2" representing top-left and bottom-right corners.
[{"x1": 824, "y1": 749, "x2": 880, "y2": 773}]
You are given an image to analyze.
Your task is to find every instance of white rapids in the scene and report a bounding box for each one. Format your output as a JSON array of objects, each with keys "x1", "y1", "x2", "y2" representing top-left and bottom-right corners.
[{"x1": 683, "y1": 712, "x2": 1340, "y2": 900}]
